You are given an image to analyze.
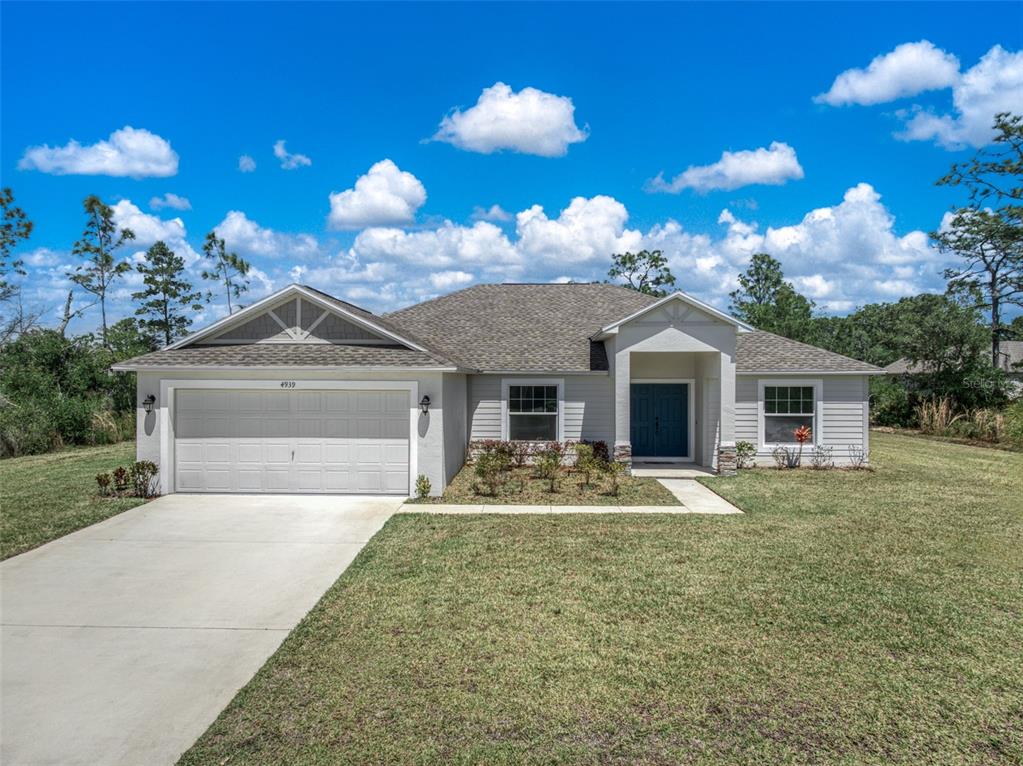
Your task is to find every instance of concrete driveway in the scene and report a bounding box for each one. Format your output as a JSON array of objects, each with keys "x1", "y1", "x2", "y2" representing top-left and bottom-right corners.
[{"x1": 0, "y1": 493, "x2": 401, "y2": 766}]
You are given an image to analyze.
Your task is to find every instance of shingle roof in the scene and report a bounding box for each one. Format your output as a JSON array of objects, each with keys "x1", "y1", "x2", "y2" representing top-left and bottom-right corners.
[
  {"x1": 736, "y1": 332, "x2": 881, "y2": 373},
  {"x1": 112, "y1": 344, "x2": 450, "y2": 370},
  {"x1": 385, "y1": 283, "x2": 656, "y2": 371},
  {"x1": 114, "y1": 283, "x2": 880, "y2": 374}
]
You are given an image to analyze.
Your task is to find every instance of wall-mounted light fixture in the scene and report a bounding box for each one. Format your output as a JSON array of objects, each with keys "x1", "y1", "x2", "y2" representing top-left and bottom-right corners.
[
  {"x1": 142, "y1": 394, "x2": 156, "y2": 414},
  {"x1": 419, "y1": 395, "x2": 431, "y2": 414}
]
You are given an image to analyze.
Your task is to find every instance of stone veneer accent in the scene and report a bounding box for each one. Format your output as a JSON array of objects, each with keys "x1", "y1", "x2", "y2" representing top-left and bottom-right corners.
[
  {"x1": 717, "y1": 445, "x2": 737, "y2": 476},
  {"x1": 613, "y1": 442, "x2": 632, "y2": 467}
]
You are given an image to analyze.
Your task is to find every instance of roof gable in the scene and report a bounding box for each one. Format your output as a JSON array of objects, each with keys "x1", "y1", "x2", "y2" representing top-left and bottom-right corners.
[
  {"x1": 167, "y1": 284, "x2": 433, "y2": 354},
  {"x1": 595, "y1": 291, "x2": 753, "y2": 336}
]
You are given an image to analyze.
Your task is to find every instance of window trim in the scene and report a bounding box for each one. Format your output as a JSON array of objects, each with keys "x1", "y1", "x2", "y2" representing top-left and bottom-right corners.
[
  {"x1": 501, "y1": 377, "x2": 565, "y2": 442},
  {"x1": 757, "y1": 378, "x2": 823, "y2": 449}
]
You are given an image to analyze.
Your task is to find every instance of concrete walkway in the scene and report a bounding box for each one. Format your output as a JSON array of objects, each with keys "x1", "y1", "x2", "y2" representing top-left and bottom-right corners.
[
  {"x1": 0, "y1": 494, "x2": 401, "y2": 766},
  {"x1": 399, "y1": 481, "x2": 742, "y2": 515}
]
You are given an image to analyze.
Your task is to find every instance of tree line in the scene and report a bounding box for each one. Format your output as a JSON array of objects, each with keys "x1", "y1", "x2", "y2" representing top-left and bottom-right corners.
[{"x1": 0, "y1": 192, "x2": 257, "y2": 456}]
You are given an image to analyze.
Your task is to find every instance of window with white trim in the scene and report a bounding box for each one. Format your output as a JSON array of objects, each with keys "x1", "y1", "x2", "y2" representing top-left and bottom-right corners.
[
  {"x1": 508, "y1": 384, "x2": 558, "y2": 440},
  {"x1": 763, "y1": 385, "x2": 815, "y2": 444}
]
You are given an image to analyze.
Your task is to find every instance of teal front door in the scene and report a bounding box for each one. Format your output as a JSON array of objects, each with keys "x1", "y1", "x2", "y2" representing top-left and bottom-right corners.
[{"x1": 630, "y1": 383, "x2": 688, "y2": 458}]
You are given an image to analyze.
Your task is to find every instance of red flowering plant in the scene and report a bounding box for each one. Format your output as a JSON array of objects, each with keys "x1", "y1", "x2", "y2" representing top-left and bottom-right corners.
[{"x1": 793, "y1": 425, "x2": 812, "y2": 467}]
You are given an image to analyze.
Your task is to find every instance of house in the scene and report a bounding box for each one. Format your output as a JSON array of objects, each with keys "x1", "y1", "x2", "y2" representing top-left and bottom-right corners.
[
  {"x1": 885, "y1": 341, "x2": 1023, "y2": 394},
  {"x1": 113, "y1": 283, "x2": 882, "y2": 496}
]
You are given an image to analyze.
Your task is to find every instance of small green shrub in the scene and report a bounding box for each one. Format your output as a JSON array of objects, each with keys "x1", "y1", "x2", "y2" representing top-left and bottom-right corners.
[
  {"x1": 129, "y1": 460, "x2": 159, "y2": 498},
  {"x1": 573, "y1": 443, "x2": 597, "y2": 487},
  {"x1": 735, "y1": 440, "x2": 756, "y2": 468},
  {"x1": 415, "y1": 474, "x2": 431, "y2": 499},
  {"x1": 95, "y1": 472, "x2": 112, "y2": 496},
  {"x1": 112, "y1": 465, "x2": 130, "y2": 494},
  {"x1": 474, "y1": 451, "x2": 508, "y2": 496},
  {"x1": 601, "y1": 459, "x2": 626, "y2": 497},
  {"x1": 533, "y1": 445, "x2": 564, "y2": 492}
]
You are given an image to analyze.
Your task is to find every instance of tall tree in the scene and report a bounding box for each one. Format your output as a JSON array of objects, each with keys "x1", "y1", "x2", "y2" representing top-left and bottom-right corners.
[
  {"x1": 933, "y1": 112, "x2": 1023, "y2": 365},
  {"x1": 608, "y1": 250, "x2": 677, "y2": 296},
  {"x1": 201, "y1": 232, "x2": 250, "y2": 314},
  {"x1": 133, "y1": 241, "x2": 203, "y2": 345},
  {"x1": 1, "y1": 188, "x2": 33, "y2": 302},
  {"x1": 729, "y1": 253, "x2": 815, "y2": 341},
  {"x1": 67, "y1": 195, "x2": 135, "y2": 346}
]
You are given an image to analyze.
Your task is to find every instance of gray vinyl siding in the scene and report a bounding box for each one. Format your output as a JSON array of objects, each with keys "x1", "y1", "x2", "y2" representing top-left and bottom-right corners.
[
  {"x1": 468, "y1": 374, "x2": 612, "y2": 444},
  {"x1": 735, "y1": 374, "x2": 869, "y2": 464},
  {"x1": 441, "y1": 374, "x2": 467, "y2": 484}
]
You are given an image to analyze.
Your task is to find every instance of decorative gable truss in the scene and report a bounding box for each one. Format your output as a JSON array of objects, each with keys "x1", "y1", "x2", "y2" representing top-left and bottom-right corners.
[{"x1": 199, "y1": 297, "x2": 397, "y2": 346}]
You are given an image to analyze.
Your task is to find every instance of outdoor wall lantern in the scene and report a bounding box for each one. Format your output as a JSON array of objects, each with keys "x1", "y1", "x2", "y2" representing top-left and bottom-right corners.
[
  {"x1": 142, "y1": 394, "x2": 156, "y2": 414},
  {"x1": 419, "y1": 395, "x2": 431, "y2": 414}
]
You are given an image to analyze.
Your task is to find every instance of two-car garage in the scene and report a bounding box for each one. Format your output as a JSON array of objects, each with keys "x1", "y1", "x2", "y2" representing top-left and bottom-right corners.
[{"x1": 172, "y1": 388, "x2": 411, "y2": 494}]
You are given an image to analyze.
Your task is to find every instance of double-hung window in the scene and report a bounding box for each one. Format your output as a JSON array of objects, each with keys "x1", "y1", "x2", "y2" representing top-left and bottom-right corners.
[
  {"x1": 507, "y1": 384, "x2": 559, "y2": 441},
  {"x1": 763, "y1": 384, "x2": 816, "y2": 444}
]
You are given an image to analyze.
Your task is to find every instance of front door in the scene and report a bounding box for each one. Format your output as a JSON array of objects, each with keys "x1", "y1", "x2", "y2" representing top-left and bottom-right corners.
[{"x1": 630, "y1": 383, "x2": 688, "y2": 458}]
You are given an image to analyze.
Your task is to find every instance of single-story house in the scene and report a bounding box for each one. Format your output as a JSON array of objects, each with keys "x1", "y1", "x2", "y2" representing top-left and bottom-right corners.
[{"x1": 113, "y1": 282, "x2": 882, "y2": 496}]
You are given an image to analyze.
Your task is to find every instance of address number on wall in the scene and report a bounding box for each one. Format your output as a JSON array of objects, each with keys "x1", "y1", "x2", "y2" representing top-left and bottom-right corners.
[{"x1": 280, "y1": 381, "x2": 297, "y2": 388}]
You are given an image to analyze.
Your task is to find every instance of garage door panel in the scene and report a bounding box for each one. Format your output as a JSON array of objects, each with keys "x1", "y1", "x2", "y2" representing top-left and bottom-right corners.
[{"x1": 174, "y1": 389, "x2": 409, "y2": 494}]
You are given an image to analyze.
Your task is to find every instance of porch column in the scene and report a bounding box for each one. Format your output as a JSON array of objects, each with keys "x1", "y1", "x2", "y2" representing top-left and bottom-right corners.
[
  {"x1": 613, "y1": 347, "x2": 632, "y2": 466},
  {"x1": 718, "y1": 350, "x2": 737, "y2": 475}
]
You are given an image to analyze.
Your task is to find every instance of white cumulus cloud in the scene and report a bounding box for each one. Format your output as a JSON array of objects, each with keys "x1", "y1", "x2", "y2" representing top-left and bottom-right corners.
[
  {"x1": 815, "y1": 40, "x2": 960, "y2": 106},
  {"x1": 238, "y1": 154, "x2": 256, "y2": 172},
  {"x1": 18, "y1": 126, "x2": 178, "y2": 178},
  {"x1": 149, "y1": 193, "x2": 191, "y2": 211},
  {"x1": 327, "y1": 159, "x2": 427, "y2": 230},
  {"x1": 273, "y1": 140, "x2": 311, "y2": 170},
  {"x1": 214, "y1": 211, "x2": 321, "y2": 260},
  {"x1": 433, "y1": 82, "x2": 588, "y2": 157},
  {"x1": 471, "y1": 204, "x2": 513, "y2": 222},
  {"x1": 897, "y1": 45, "x2": 1023, "y2": 149},
  {"x1": 429, "y1": 270, "x2": 475, "y2": 290},
  {"x1": 647, "y1": 142, "x2": 805, "y2": 193},
  {"x1": 110, "y1": 199, "x2": 201, "y2": 266}
]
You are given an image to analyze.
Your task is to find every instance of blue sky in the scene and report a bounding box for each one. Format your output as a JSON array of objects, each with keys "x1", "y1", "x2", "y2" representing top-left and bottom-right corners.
[{"x1": 2, "y1": 1, "x2": 1021, "y2": 333}]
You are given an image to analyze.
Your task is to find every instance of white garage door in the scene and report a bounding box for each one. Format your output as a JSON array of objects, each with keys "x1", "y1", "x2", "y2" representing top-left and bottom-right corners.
[{"x1": 174, "y1": 389, "x2": 409, "y2": 494}]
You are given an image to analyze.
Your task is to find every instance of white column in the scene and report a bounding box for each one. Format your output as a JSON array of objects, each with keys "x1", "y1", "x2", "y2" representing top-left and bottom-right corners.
[
  {"x1": 719, "y1": 350, "x2": 736, "y2": 447},
  {"x1": 613, "y1": 347, "x2": 631, "y2": 461}
]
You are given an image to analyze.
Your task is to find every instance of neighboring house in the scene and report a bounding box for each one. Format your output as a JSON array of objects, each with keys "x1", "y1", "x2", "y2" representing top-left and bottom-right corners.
[
  {"x1": 113, "y1": 283, "x2": 882, "y2": 496},
  {"x1": 885, "y1": 341, "x2": 1023, "y2": 394}
]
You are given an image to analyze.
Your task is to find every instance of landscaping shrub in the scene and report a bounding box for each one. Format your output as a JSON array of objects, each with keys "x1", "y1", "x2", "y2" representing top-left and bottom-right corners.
[
  {"x1": 809, "y1": 444, "x2": 834, "y2": 469},
  {"x1": 533, "y1": 445, "x2": 564, "y2": 492},
  {"x1": 771, "y1": 446, "x2": 800, "y2": 469},
  {"x1": 848, "y1": 445, "x2": 869, "y2": 470},
  {"x1": 573, "y1": 443, "x2": 599, "y2": 487},
  {"x1": 415, "y1": 474, "x2": 431, "y2": 499},
  {"x1": 581, "y1": 439, "x2": 610, "y2": 463},
  {"x1": 473, "y1": 451, "x2": 509, "y2": 496},
  {"x1": 601, "y1": 458, "x2": 626, "y2": 496},
  {"x1": 916, "y1": 397, "x2": 962, "y2": 434},
  {"x1": 735, "y1": 440, "x2": 756, "y2": 468},
  {"x1": 130, "y1": 460, "x2": 159, "y2": 498},
  {"x1": 95, "y1": 471, "x2": 112, "y2": 496},
  {"x1": 870, "y1": 376, "x2": 915, "y2": 427},
  {"x1": 112, "y1": 465, "x2": 130, "y2": 494}
]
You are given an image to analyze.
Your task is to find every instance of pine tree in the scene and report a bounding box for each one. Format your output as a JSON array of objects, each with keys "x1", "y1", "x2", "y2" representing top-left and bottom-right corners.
[
  {"x1": 201, "y1": 232, "x2": 251, "y2": 314},
  {"x1": 67, "y1": 195, "x2": 135, "y2": 346},
  {"x1": 133, "y1": 241, "x2": 203, "y2": 346}
]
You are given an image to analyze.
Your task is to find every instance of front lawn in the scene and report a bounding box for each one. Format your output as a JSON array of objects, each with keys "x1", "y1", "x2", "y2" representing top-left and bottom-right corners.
[
  {"x1": 412, "y1": 462, "x2": 679, "y2": 505},
  {"x1": 180, "y1": 432, "x2": 1023, "y2": 765},
  {"x1": 0, "y1": 442, "x2": 145, "y2": 560}
]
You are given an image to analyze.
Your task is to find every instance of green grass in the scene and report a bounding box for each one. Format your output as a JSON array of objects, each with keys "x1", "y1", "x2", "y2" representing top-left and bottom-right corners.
[
  {"x1": 180, "y1": 432, "x2": 1022, "y2": 765},
  {"x1": 0, "y1": 442, "x2": 146, "y2": 560},
  {"x1": 411, "y1": 464, "x2": 679, "y2": 505}
]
